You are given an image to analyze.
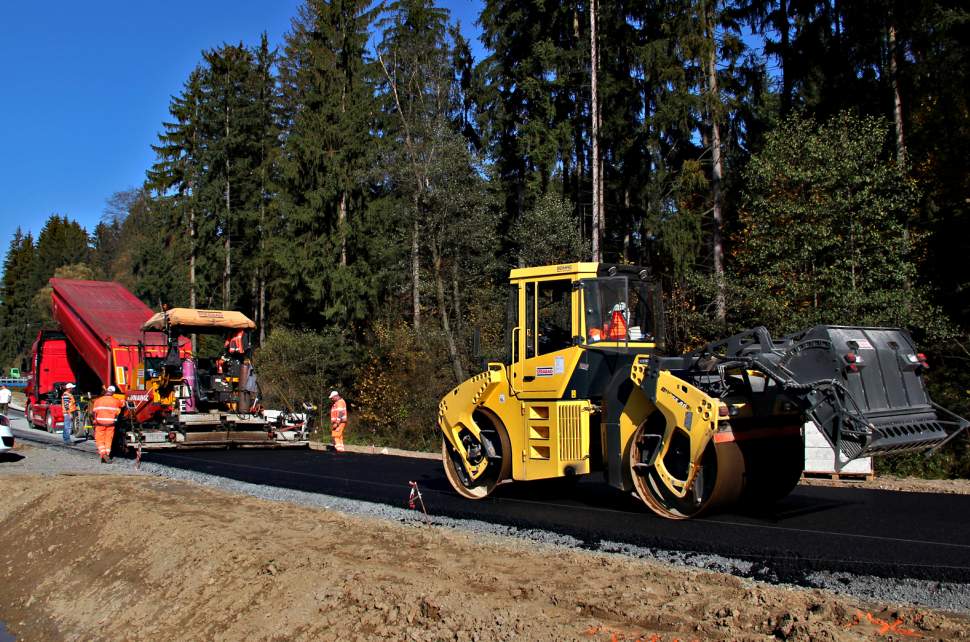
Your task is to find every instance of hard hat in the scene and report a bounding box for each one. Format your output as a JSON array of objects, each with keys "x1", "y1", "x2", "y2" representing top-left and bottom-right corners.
[
  {"x1": 329, "y1": 390, "x2": 339, "y2": 399},
  {"x1": 106, "y1": 385, "x2": 116, "y2": 393},
  {"x1": 65, "y1": 383, "x2": 76, "y2": 389}
]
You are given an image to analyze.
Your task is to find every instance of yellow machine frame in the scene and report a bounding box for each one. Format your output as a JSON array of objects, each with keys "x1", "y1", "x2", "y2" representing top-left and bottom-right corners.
[{"x1": 439, "y1": 263, "x2": 730, "y2": 514}]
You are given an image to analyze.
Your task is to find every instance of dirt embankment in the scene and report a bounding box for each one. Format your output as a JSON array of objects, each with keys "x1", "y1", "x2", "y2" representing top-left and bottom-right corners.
[{"x1": 0, "y1": 469, "x2": 968, "y2": 642}]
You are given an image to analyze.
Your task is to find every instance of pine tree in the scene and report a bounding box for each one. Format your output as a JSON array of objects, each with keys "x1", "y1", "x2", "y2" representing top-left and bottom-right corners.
[
  {"x1": 147, "y1": 68, "x2": 207, "y2": 310},
  {"x1": 250, "y1": 33, "x2": 281, "y2": 342},
  {"x1": 0, "y1": 230, "x2": 38, "y2": 366},
  {"x1": 34, "y1": 215, "x2": 91, "y2": 284},
  {"x1": 198, "y1": 43, "x2": 263, "y2": 310},
  {"x1": 275, "y1": 0, "x2": 380, "y2": 332}
]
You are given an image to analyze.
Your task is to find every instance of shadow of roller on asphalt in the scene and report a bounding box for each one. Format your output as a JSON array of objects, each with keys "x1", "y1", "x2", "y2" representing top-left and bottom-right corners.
[
  {"x1": 0, "y1": 452, "x2": 25, "y2": 463},
  {"x1": 727, "y1": 494, "x2": 855, "y2": 523}
]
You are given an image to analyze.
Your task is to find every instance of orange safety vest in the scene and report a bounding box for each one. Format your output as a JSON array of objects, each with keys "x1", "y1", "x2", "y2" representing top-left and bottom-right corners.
[
  {"x1": 330, "y1": 398, "x2": 347, "y2": 425},
  {"x1": 62, "y1": 391, "x2": 77, "y2": 413},
  {"x1": 606, "y1": 309, "x2": 628, "y2": 340},
  {"x1": 226, "y1": 330, "x2": 245, "y2": 354},
  {"x1": 92, "y1": 395, "x2": 124, "y2": 426}
]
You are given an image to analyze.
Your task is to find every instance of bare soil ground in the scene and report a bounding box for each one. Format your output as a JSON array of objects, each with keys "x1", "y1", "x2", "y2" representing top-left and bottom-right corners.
[
  {"x1": 800, "y1": 475, "x2": 970, "y2": 495},
  {"x1": 1, "y1": 443, "x2": 969, "y2": 641}
]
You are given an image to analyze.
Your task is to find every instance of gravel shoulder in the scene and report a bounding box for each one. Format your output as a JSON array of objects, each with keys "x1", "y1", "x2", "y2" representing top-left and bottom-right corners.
[{"x1": 2, "y1": 441, "x2": 970, "y2": 641}]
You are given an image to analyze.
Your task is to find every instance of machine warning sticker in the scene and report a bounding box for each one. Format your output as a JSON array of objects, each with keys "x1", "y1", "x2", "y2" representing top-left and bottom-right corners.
[
  {"x1": 854, "y1": 339, "x2": 873, "y2": 350},
  {"x1": 535, "y1": 366, "x2": 554, "y2": 377},
  {"x1": 554, "y1": 356, "x2": 565, "y2": 374}
]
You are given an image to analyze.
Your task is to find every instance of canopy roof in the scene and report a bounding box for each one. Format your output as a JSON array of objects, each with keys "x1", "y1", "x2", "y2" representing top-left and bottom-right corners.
[{"x1": 142, "y1": 308, "x2": 256, "y2": 333}]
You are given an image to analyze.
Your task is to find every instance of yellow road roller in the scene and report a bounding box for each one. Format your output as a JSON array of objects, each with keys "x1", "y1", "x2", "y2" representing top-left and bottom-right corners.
[{"x1": 438, "y1": 263, "x2": 968, "y2": 519}]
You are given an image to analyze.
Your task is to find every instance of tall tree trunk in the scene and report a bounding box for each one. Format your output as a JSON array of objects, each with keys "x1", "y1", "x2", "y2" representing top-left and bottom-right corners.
[
  {"x1": 339, "y1": 70, "x2": 349, "y2": 268},
  {"x1": 705, "y1": 0, "x2": 727, "y2": 324},
  {"x1": 188, "y1": 197, "x2": 197, "y2": 353},
  {"x1": 622, "y1": 189, "x2": 631, "y2": 262},
  {"x1": 780, "y1": 0, "x2": 792, "y2": 115},
  {"x1": 590, "y1": 0, "x2": 602, "y2": 262},
  {"x1": 259, "y1": 279, "x2": 266, "y2": 345},
  {"x1": 888, "y1": 21, "x2": 907, "y2": 169},
  {"x1": 451, "y1": 260, "x2": 462, "y2": 336},
  {"x1": 223, "y1": 93, "x2": 232, "y2": 310},
  {"x1": 411, "y1": 213, "x2": 421, "y2": 331},
  {"x1": 339, "y1": 191, "x2": 348, "y2": 266},
  {"x1": 224, "y1": 173, "x2": 231, "y2": 310},
  {"x1": 189, "y1": 205, "x2": 196, "y2": 309},
  {"x1": 432, "y1": 244, "x2": 465, "y2": 383},
  {"x1": 598, "y1": 148, "x2": 604, "y2": 255},
  {"x1": 573, "y1": 6, "x2": 584, "y2": 211},
  {"x1": 251, "y1": 274, "x2": 258, "y2": 327},
  {"x1": 189, "y1": 112, "x2": 200, "y2": 352},
  {"x1": 258, "y1": 173, "x2": 266, "y2": 346}
]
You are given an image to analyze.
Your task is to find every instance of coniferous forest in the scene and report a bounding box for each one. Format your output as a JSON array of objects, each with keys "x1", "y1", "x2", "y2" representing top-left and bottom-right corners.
[{"x1": 2, "y1": 0, "x2": 968, "y2": 474}]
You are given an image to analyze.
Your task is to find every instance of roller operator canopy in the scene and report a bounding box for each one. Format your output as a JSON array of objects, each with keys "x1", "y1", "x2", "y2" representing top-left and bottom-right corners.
[{"x1": 141, "y1": 308, "x2": 256, "y2": 333}]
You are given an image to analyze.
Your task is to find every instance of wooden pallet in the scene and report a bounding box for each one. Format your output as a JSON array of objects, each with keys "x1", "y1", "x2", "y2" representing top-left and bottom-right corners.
[{"x1": 802, "y1": 471, "x2": 875, "y2": 482}]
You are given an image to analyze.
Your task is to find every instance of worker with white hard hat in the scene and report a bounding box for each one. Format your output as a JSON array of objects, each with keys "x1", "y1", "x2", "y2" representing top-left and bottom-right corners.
[
  {"x1": 0, "y1": 383, "x2": 11, "y2": 415},
  {"x1": 92, "y1": 385, "x2": 124, "y2": 463},
  {"x1": 329, "y1": 390, "x2": 347, "y2": 452},
  {"x1": 61, "y1": 383, "x2": 78, "y2": 444}
]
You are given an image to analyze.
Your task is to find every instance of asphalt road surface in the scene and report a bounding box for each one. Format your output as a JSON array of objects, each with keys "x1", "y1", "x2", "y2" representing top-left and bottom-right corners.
[
  {"x1": 9, "y1": 407, "x2": 969, "y2": 585},
  {"x1": 136, "y1": 445, "x2": 970, "y2": 585}
]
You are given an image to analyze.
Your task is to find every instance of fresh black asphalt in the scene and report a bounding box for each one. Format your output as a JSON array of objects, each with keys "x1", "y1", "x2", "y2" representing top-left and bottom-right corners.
[{"x1": 138, "y1": 446, "x2": 970, "y2": 585}]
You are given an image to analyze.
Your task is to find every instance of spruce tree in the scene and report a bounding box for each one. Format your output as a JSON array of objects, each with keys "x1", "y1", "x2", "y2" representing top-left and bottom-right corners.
[
  {"x1": 276, "y1": 0, "x2": 380, "y2": 332},
  {"x1": 147, "y1": 68, "x2": 208, "y2": 309},
  {"x1": 0, "y1": 230, "x2": 38, "y2": 366},
  {"x1": 34, "y1": 215, "x2": 91, "y2": 284}
]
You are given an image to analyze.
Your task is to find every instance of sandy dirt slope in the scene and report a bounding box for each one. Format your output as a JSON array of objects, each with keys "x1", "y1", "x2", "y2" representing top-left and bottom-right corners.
[{"x1": 0, "y1": 456, "x2": 967, "y2": 640}]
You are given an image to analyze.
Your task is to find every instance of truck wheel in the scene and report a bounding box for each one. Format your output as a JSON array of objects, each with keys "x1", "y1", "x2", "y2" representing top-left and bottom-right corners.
[
  {"x1": 629, "y1": 420, "x2": 745, "y2": 519},
  {"x1": 442, "y1": 414, "x2": 511, "y2": 500},
  {"x1": 45, "y1": 410, "x2": 55, "y2": 434},
  {"x1": 26, "y1": 403, "x2": 34, "y2": 426}
]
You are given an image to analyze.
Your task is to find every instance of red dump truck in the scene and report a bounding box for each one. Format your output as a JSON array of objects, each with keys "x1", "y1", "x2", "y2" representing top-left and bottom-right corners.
[
  {"x1": 25, "y1": 278, "x2": 308, "y2": 449},
  {"x1": 25, "y1": 279, "x2": 184, "y2": 432}
]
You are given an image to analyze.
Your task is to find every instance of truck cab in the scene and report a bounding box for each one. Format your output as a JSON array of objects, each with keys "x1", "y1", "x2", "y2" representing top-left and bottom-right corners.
[{"x1": 24, "y1": 330, "x2": 98, "y2": 432}]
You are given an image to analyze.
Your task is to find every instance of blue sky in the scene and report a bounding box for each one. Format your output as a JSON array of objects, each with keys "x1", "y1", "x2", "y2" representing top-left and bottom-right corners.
[{"x1": 0, "y1": 0, "x2": 484, "y2": 261}]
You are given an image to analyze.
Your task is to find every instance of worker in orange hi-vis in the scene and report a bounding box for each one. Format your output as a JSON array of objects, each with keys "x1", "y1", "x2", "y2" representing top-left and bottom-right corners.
[
  {"x1": 92, "y1": 386, "x2": 125, "y2": 463},
  {"x1": 225, "y1": 329, "x2": 246, "y2": 355},
  {"x1": 329, "y1": 390, "x2": 347, "y2": 452}
]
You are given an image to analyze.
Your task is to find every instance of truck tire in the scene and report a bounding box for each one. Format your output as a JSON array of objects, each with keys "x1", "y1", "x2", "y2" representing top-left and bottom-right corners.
[
  {"x1": 45, "y1": 410, "x2": 55, "y2": 433},
  {"x1": 25, "y1": 403, "x2": 34, "y2": 426}
]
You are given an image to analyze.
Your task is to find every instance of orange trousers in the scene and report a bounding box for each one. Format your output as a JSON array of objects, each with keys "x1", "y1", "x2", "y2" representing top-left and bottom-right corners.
[
  {"x1": 95, "y1": 424, "x2": 115, "y2": 459},
  {"x1": 331, "y1": 423, "x2": 346, "y2": 452}
]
